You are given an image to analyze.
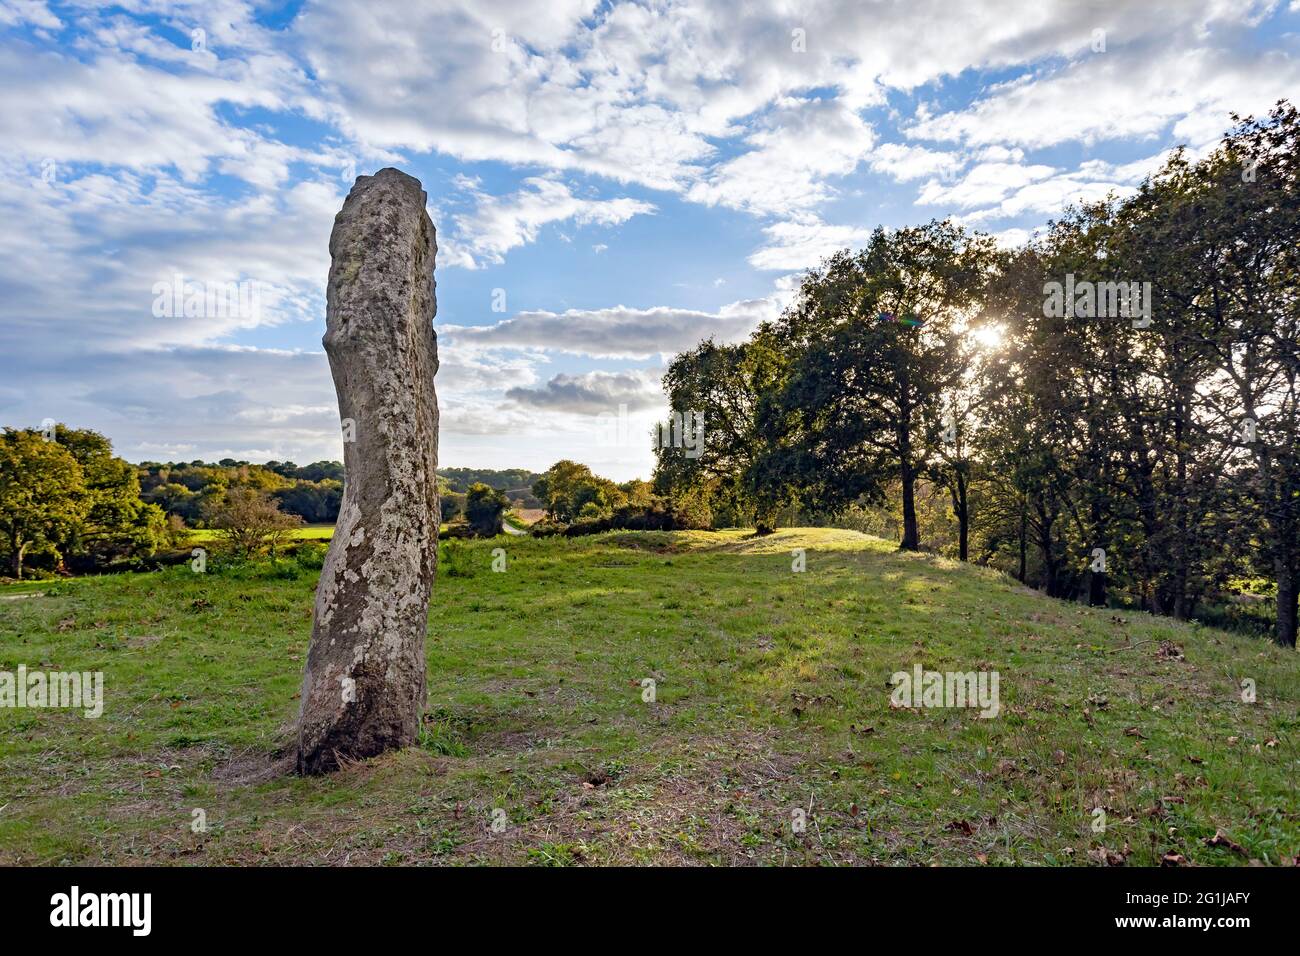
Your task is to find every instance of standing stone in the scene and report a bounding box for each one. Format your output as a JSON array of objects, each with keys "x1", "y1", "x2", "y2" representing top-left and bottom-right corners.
[{"x1": 297, "y1": 168, "x2": 439, "y2": 775}]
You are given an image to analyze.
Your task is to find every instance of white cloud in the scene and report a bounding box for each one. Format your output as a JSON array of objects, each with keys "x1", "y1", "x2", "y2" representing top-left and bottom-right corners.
[
  {"x1": 909, "y1": 31, "x2": 1299, "y2": 153},
  {"x1": 294, "y1": 0, "x2": 1253, "y2": 219},
  {"x1": 445, "y1": 176, "x2": 654, "y2": 268},
  {"x1": 868, "y1": 142, "x2": 964, "y2": 182},
  {"x1": 442, "y1": 297, "x2": 780, "y2": 359},
  {"x1": 955, "y1": 170, "x2": 1137, "y2": 224},
  {"x1": 917, "y1": 161, "x2": 1059, "y2": 209},
  {"x1": 506, "y1": 369, "x2": 663, "y2": 414},
  {"x1": 0, "y1": 16, "x2": 320, "y2": 187},
  {"x1": 989, "y1": 226, "x2": 1035, "y2": 248},
  {"x1": 687, "y1": 97, "x2": 875, "y2": 217},
  {"x1": 748, "y1": 218, "x2": 874, "y2": 271},
  {"x1": 0, "y1": 1, "x2": 60, "y2": 29},
  {"x1": 0, "y1": 159, "x2": 339, "y2": 353}
]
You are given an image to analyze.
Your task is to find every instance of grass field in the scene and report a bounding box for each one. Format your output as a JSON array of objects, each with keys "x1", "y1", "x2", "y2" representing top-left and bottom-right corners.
[
  {"x1": 186, "y1": 524, "x2": 337, "y2": 543},
  {"x1": 0, "y1": 528, "x2": 1296, "y2": 866}
]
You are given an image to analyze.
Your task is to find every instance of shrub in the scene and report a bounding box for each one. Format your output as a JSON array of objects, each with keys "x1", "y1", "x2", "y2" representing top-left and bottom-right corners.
[
  {"x1": 439, "y1": 538, "x2": 473, "y2": 577},
  {"x1": 204, "y1": 487, "x2": 303, "y2": 559},
  {"x1": 465, "y1": 482, "x2": 508, "y2": 537}
]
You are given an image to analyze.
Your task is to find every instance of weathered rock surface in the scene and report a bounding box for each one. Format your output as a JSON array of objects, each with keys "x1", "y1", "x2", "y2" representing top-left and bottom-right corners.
[{"x1": 297, "y1": 168, "x2": 439, "y2": 775}]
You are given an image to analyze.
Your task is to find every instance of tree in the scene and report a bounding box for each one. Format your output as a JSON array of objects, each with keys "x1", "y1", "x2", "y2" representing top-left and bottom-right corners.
[
  {"x1": 274, "y1": 479, "x2": 343, "y2": 524},
  {"x1": 0, "y1": 428, "x2": 89, "y2": 578},
  {"x1": 55, "y1": 425, "x2": 167, "y2": 566},
  {"x1": 533, "y1": 460, "x2": 593, "y2": 522},
  {"x1": 465, "y1": 482, "x2": 508, "y2": 536},
  {"x1": 532, "y1": 460, "x2": 625, "y2": 523},
  {"x1": 205, "y1": 487, "x2": 303, "y2": 558},
  {"x1": 767, "y1": 221, "x2": 995, "y2": 549},
  {"x1": 654, "y1": 335, "x2": 787, "y2": 531},
  {"x1": 1168, "y1": 103, "x2": 1300, "y2": 646}
]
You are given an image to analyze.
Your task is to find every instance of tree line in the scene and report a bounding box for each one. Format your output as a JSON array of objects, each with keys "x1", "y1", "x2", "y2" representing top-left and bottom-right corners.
[
  {"x1": 529, "y1": 459, "x2": 710, "y2": 535},
  {"x1": 139, "y1": 458, "x2": 344, "y2": 525},
  {"x1": 653, "y1": 103, "x2": 1299, "y2": 647},
  {"x1": 0, "y1": 430, "x2": 555, "y2": 575}
]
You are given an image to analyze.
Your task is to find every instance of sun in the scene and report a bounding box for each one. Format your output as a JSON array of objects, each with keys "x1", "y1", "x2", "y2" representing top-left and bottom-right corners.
[{"x1": 970, "y1": 323, "x2": 1005, "y2": 350}]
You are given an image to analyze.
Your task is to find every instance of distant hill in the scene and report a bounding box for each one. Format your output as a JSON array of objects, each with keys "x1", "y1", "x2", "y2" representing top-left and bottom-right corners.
[{"x1": 439, "y1": 467, "x2": 542, "y2": 507}]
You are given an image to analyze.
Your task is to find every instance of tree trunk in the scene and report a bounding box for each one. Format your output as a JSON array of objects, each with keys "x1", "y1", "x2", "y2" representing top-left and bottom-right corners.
[
  {"x1": 1017, "y1": 503, "x2": 1027, "y2": 583},
  {"x1": 1276, "y1": 558, "x2": 1298, "y2": 649},
  {"x1": 900, "y1": 463, "x2": 919, "y2": 550},
  {"x1": 10, "y1": 543, "x2": 23, "y2": 580},
  {"x1": 1171, "y1": 573, "x2": 1190, "y2": 620},
  {"x1": 1088, "y1": 569, "x2": 1106, "y2": 607},
  {"x1": 297, "y1": 169, "x2": 441, "y2": 775},
  {"x1": 1038, "y1": 523, "x2": 1059, "y2": 598},
  {"x1": 896, "y1": 369, "x2": 919, "y2": 550},
  {"x1": 956, "y1": 469, "x2": 969, "y2": 562}
]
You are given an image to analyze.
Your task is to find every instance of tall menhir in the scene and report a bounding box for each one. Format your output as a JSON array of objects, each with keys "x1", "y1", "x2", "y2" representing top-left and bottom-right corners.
[{"x1": 297, "y1": 168, "x2": 440, "y2": 774}]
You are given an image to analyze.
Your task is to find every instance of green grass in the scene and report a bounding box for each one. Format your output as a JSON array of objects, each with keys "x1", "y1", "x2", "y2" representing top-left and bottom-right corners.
[
  {"x1": 0, "y1": 528, "x2": 1296, "y2": 866},
  {"x1": 187, "y1": 524, "x2": 336, "y2": 543}
]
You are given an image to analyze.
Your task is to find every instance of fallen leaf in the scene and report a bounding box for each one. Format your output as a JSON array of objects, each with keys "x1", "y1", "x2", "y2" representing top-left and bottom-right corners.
[
  {"x1": 1205, "y1": 831, "x2": 1248, "y2": 857},
  {"x1": 1090, "y1": 846, "x2": 1128, "y2": 866}
]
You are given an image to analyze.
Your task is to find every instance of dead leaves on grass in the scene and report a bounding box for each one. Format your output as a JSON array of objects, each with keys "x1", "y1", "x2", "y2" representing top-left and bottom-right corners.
[
  {"x1": 1204, "y1": 831, "x2": 1248, "y2": 857},
  {"x1": 1090, "y1": 843, "x2": 1133, "y2": 866},
  {"x1": 1157, "y1": 640, "x2": 1185, "y2": 661}
]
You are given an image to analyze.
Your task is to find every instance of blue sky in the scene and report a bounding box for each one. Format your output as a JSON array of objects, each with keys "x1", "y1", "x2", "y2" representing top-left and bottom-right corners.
[{"x1": 1, "y1": 0, "x2": 1297, "y2": 480}]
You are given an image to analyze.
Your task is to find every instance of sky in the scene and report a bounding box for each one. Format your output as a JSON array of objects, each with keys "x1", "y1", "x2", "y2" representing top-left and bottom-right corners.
[{"x1": 1, "y1": 0, "x2": 1297, "y2": 481}]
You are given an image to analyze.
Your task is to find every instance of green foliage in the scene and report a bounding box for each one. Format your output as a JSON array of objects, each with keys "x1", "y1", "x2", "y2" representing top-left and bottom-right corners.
[
  {"x1": 55, "y1": 426, "x2": 168, "y2": 569},
  {"x1": 533, "y1": 460, "x2": 625, "y2": 522},
  {"x1": 464, "y1": 482, "x2": 509, "y2": 537},
  {"x1": 0, "y1": 428, "x2": 89, "y2": 578},
  {"x1": 139, "y1": 458, "x2": 345, "y2": 526},
  {"x1": 654, "y1": 336, "x2": 787, "y2": 528},
  {"x1": 0, "y1": 425, "x2": 168, "y2": 577},
  {"x1": 651, "y1": 102, "x2": 1300, "y2": 645},
  {"x1": 438, "y1": 538, "x2": 473, "y2": 577},
  {"x1": 440, "y1": 467, "x2": 541, "y2": 507},
  {"x1": 528, "y1": 461, "x2": 709, "y2": 537},
  {"x1": 272, "y1": 480, "x2": 342, "y2": 524},
  {"x1": 756, "y1": 221, "x2": 995, "y2": 545},
  {"x1": 439, "y1": 491, "x2": 466, "y2": 523},
  {"x1": 204, "y1": 487, "x2": 304, "y2": 559}
]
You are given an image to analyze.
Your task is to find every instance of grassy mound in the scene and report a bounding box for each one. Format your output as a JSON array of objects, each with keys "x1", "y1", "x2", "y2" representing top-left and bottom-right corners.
[{"x1": 0, "y1": 529, "x2": 1295, "y2": 866}]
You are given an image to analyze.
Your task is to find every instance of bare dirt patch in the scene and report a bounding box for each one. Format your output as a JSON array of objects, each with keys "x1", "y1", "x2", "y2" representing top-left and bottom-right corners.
[{"x1": 211, "y1": 746, "x2": 296, "y2": 786}]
